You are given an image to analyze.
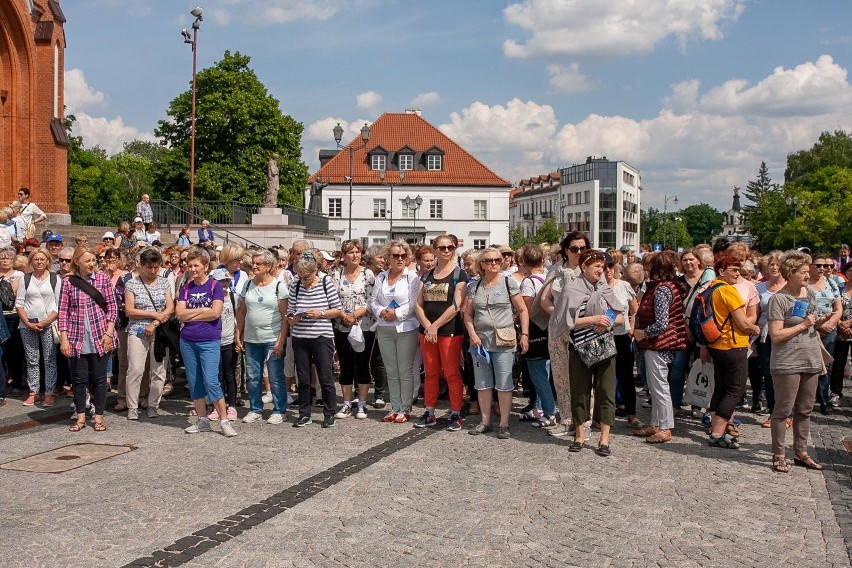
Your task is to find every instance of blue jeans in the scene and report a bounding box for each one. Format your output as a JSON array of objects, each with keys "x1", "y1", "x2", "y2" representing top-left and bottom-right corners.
[
  {"x1": 180, "y1": 339, "x2": 222, "y2": 403},
  {"x1": 668, "y1": 349, "x2": 691, "y2": 408},
  {"x1": 756, "y1": 339, "x2": 776, "y2": 411},
  {"x1": 526, "y1": 359, "x2": 555, "y2": 416},
  {"x1": 817, "y1": 329, "x2": 837, "y2": 405},
  {"x1": 473, "y1": 350, "x2": 515, "y2": 392},
  {"x1": 245, "y1": 341, "x2": 286, "y2": 414}
]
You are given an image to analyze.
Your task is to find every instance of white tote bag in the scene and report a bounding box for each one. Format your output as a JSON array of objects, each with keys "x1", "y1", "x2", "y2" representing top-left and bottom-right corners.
[
  {"x1": 347, "y1": 324, "x2": 366, "y2": 352},
  {"x1": 683, "y1": 359, "x2": 714, "y2": 409}
]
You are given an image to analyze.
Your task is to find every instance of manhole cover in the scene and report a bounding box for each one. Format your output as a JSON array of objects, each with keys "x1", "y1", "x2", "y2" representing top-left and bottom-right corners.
[{"x1": 0, "y1": 443, "x2": 134, "y2": 474}]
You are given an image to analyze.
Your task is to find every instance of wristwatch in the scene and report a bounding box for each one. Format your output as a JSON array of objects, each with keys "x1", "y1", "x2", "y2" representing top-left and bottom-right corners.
[{"x1": 320, "y1": 310, "x2": 325, "y2": 318}]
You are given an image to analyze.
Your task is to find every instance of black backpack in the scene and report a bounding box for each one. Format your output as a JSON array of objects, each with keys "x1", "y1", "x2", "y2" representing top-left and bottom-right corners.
[{"x1": 0, "y1": 276, "x2": 15, "y2": 311}]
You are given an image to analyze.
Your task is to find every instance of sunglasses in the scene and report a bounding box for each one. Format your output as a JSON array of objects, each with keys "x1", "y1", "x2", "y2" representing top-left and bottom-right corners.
[
  {"x1": 103, "y1": 238, "x2": 115, "y2": 242},
  {"x1": 815, "y1": 263, "x2": 833, "y2": 268},
  {"x1": 437, "y1": 245, "x2": 456, "y2": 252},
  {"x1": 389, "y1": 253, "x2": 406, "y2": 259},
  {"x1": 481, "y1": 257, "x2": 502, "y2": 264},
  {"x1": 59, "y1": 258, "x2": 72, "y2": 263},
  {"x1": 501, "y1": 252, "x2": 513, "y2": 257},
  {"x1": 568, "y1": 246, "x2": 588, "y2": 254}
]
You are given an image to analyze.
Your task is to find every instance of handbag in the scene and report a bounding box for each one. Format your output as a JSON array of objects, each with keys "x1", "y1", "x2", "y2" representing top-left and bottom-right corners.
[
  {"x1": 484, "y1": 276, "x2": 516, "y2": 348},
  {"x1": 140, "y1": 278, "x2": 180, "y2": 346},
  {"x1": 573, "y1": 330, "x2": 616, "y2": 369},
  {"x1": 49, "y1": 321, "x2": 61, "y2": 344},
  {"x1": 683, "y1": 359, "x2": 714, "y2": 409}
]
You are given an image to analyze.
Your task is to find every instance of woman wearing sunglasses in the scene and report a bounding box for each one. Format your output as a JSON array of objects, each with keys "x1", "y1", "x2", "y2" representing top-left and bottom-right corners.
[
  {"x1": 537, "y1": 231, "x2": 588, "y2": 438},
  {"x1": 464, "y1": 248, "x2": 528, "y2": 439},
  {"x1": 414, "y1": 235, "x2": 467, "y2": 431},
  {"x1": 807, "y1": 253, "x2": 843, "y2": 415},
  {"x1": 370, "y1": 240, "x2": 421, "y2": 423},
  {"x1": 556, "y1": 250, "x2": 625, "y2": 456}
]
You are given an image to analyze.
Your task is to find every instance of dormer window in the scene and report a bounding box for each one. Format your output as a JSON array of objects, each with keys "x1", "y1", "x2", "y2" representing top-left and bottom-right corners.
[
  {"x1": 399, "y1": 154, "x2": 413, "y2": 170},
  {"x1": 371, "y1": 154, "x2": 386, "y2": 171},
  {"x1": 427, "y1": 155, "x2": 442, "y2": 171}
]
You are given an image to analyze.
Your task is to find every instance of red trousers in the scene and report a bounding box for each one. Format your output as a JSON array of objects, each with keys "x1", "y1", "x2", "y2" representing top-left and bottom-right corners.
[{"x1": 419, "y1": 334, "x2": 464, "y2": 411}]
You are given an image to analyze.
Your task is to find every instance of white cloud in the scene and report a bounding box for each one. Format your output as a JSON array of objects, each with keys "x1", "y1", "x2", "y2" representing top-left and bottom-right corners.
[
  {"x1": 410, "y1": 92, "x2": 443, "y2": 107},
  {"x1": 210, "y1": 9, "x2": 231, "y2": 26},
  {"x1": 503, "y1": 0, "x2": 744, "y2": 59},
  {"x1": 356, "y1": 91, "x2": 383, "y2": 110},
  {"x1": 64, "y1": 69, "x2": 107, "y2": 114},
  {"x1": 70, "y1": 113, "x2": 157, "y2": 155},
  {"x1": 439, "y1": 98, "x2": 558, "y2": 153},
  {"x1": 547, "y1": 63, "x2": 599, "y2": 94},
  {"x1": 213, "y1": 0, "x2": 378, "y2": 25},
  {"x1": 437, "y1": 57, "x2": 852, "y2": 210}
]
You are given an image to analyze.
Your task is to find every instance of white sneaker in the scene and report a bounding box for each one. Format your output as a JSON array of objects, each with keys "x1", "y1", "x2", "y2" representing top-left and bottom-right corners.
[
  {"x1": 266, "y1": 413, "x2": 284, "y2": 425},
  {"x1": 185, "y1": 418, "x2": 212, "y2": 433},
  {"x1": 220, "y1": 419, "x2": 237, "y2": 437},
  {"x1": 335, "y1": 403, "x2": 353, "y2": 419},
  {"x1": 242, "y1": 411, "x2": 263, "y2": 423},
  {"x1": 262, "y1": 392, "x2": 273, "y2": 404},
  {"x1": 355, "y1": 405, "x2": 368, "y2": 419}
]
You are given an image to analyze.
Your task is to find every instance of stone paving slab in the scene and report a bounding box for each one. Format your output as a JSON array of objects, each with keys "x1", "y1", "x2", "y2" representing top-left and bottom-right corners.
[{"x1": 0, "y1": 389, "x2": 849, "y2": 568}]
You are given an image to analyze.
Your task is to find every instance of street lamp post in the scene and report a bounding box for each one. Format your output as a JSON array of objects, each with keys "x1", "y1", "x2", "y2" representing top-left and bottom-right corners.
[
  {"x1": 182, "y1": 7, "x2": 203, "y2": 225},
  {"x1": 380, "y1": 170, "x2": 405, "y2": 240},
  {"x1": 662, "y1": 194, "x2": 678, "y2": 249},
  {"x1": 786, "y1": 196, "x2": 799, "y2": 248},
  {"x1": 333, "y1": 122, "x2": 372, "y2": 240},
  {"x1": 673, "y1": 216, "x2": 682, "y2": 251},
  {"x1": 403, "y1": 195, "x2": 423, "y2": 244}
]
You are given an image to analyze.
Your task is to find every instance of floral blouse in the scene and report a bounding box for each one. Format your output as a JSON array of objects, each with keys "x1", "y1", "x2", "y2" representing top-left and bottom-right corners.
[{"x1": 331, "y1": 266, "x2": 375, "y2": 332}]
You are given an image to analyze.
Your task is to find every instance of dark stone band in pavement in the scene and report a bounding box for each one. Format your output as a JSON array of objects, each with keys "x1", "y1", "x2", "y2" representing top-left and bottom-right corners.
[
  {"x1": 812, "y1": 385, "x2": 852, "y2": 565},
  {"x1": 122, "y1": 425, "x2": 438, "y2": 568}
]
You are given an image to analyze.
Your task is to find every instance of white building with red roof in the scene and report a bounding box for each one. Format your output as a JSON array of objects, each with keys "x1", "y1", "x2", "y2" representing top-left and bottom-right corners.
[{"x1": 307, "y1": 111, "x2": 512, "y2": 250}]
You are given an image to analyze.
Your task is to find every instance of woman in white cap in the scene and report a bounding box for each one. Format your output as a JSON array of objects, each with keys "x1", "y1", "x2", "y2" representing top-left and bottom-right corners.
[
  {"x1": 101, "y1": 232, "x2": 116, "y2": 249},
  {"x1": 132, "y1": 217, "x2": 147, "y2": 246}
]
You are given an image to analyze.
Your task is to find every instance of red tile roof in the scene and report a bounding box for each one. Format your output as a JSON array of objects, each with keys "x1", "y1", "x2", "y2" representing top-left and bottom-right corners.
[{"x1": 311, "y1": 113, "x2": 511, "y2": 188}]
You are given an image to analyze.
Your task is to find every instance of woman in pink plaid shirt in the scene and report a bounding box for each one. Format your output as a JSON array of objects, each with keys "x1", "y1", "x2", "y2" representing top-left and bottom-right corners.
[{"x1": 59, "y1": 245, "x2": 118, "y2": 432}]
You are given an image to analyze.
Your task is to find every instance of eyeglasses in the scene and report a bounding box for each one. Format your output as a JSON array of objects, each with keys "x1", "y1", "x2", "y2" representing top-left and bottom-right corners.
[
  {"x1": 437, "y1": 245, "x2": 456, "y2": 252},
  {"x1": 97, "y1": 256, "x2": 106, "y2": 260},
  {"x1": 17, "y1": 193, "x2": 24, "y2": 196},
  {"x1": 389, "y1": 253, "x2": 406, "y2": 259},
  {"x1": 568, "y1": 245, "x2": 588, "y2": 254},
  {"x1": 501, "y1": 252, "x2": 513, "y2": 257},
  {"x1": 481, "y1": 257, "x2": 502, "y2": 264}
]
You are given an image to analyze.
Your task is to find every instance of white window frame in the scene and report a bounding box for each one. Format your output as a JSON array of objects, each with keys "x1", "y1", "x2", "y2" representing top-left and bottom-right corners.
[
  {"x1": 401, "y1": 201, "x2": 415, "y2": 219},
  {"x1": 473, "y1": 239, "x2": 486, "y2": 250},
  {"x1": 328, "y1": 197, "x2": 342, "y2": 218},
  {"x1": 373, "y1": 237, "x2": 387, "y2": 245},
  {"x1": 427, "y1": 154, "x2": 442, "y2": 171},
  {"x1": 371, "y1": 155, "x2": 386, "y2": 171},
  {"x1": 373, "y1": 198, "x2": 387, "y2": 218},
  {"x1": 398, "y1": 154, "x2": 413, "y2": 171},
  {"x1": 429, "y1": 199, "x2": 443, "y2": 219},
  {"x1": 473, "y1": 200, "x2": 487, "y2": 219}
]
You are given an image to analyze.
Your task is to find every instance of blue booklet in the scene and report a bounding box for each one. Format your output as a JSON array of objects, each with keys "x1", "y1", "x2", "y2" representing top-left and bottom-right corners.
[
  {"x1": 468, "y1": 344, "x2": 491, "y2": 364},
  {"x1": 387, "y1": 299, "x2": 400, "y2": 309}
]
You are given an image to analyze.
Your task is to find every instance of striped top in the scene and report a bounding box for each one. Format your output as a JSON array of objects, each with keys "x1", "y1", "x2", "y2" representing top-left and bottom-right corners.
[
  {"x1": 569, "y1": 299, "x2": 598, "y2": 346},
  {"x1": 287, "y1": 275, "x2": 342, "y2": 339}
]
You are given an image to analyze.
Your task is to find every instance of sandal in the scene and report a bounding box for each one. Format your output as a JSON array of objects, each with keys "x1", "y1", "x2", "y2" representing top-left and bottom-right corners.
[
  {"x1": 597, "y1": 444, "x2": 611, "y2": 457},
  {"x1": 761, "y1": 417, "x2": 771, "y2": 428},
  {"x1": 162, "y1": 384, "x2": 174, "y2": 397},
  {"x1": 725, "y1": 423, "x2": 740, "y2": 437},
  {"x1": 93, "y1": 421, "x2": 106, "y2": 432},
  {"x1": 531, "y1": 416, "x2": 557, "y2": 428},
  {"x1": 645, "y1": 429, "x2": 672, "y2": 444},
  {"x1": 772, "y1": 455, "x2": 789, "y2": 473},
  {"x1": 568, "y1": 440, "x2": 583, "y2": 452},
  {"x1": 793, "y1": 454, "x2": 823, "y2": 470},
  {"x1": 520, "y1": 410, "x2": 541, "y2": 422},
  {"x1": 69, "y1": 421, "x2": 86, "y2": 432}
]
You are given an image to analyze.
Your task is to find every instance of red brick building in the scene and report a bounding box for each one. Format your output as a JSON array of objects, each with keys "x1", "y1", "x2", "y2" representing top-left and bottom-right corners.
[{"x1": 0, "y1": 0, "x2": 69, "y2": 215}]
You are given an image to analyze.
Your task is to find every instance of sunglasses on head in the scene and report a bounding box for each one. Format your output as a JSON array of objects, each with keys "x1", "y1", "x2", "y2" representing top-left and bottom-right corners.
[
  {"x1": 437, "y1": 245, "x2": 456, "y2": 252},
  {"x1": 568, "y1": 245, "x2": 588, "y2": 254}
]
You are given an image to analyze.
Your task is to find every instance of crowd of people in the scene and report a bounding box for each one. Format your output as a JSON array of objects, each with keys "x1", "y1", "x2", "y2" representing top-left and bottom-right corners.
[{"x1": 1, "y1": 206, "x2": 848, "y2": 472}]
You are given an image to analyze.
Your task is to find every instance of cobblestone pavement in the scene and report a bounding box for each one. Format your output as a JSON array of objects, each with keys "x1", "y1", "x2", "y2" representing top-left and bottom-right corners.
[{"x1": 0, "y1": 385, "x2": 850, "y2": 568}]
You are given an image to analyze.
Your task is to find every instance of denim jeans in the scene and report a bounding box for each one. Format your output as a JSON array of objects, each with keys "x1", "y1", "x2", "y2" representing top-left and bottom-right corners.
[
  {"x1": 668, "y1": 349, "x2": 690, "y2": 408},
  {"x1": 526, "y1": 359, "x2": 555, "y2": 416},
  {"x1": 817, "y1": 329, "x2": 837, "y2": 405},
  {"x1": 245, "y1": 341, "x2": 286, "y2": 414},
  {"x1": 180, "y1": 339, "x2": 223, "y2": 403},
  {"x1": 472, "y1": 349, "x2": 515, "y2": 392}
]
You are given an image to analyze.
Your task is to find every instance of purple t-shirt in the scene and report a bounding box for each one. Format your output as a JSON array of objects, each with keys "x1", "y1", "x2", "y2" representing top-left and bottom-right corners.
[{"x1": 179, "y1": 278, "x2": 224, "y2": 343}]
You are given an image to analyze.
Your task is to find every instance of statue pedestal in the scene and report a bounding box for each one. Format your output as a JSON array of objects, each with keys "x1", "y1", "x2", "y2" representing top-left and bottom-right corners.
[{"x1": 252, "y1": 207, "x2": 288, "y2": 226}]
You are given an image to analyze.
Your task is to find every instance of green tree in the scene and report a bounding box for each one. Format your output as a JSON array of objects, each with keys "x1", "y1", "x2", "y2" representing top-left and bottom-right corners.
[
  {"x1": 123, "y1": 139, "x2": 167, "y2": 163},
  {"x1": 640, "y1": 207, "x2": 662, "y2": 245},
  {"x1": 743, "y1": 161, "x2": 777, "y2": 215},
  {"x1": 679, "y1": 203, "x2": 725, "y2": 244},
  {"x1": 154, "y1": 51, "x2": 308, "y2": 205},
  {"x1": 111, "y1": 151, "x2": 155, "y2": 205},
  {"x1": 65, "y1": 114, "x2": 128, "y2": 213},
  {"x1": 508, "y1": 225, "x2": 527, "y2": 250},
  {"x1": 533, "y1": 218, "x2": 561, "y2": 245},
  {"x1": 649, "y1": 217, "x2": 692, "y2": 250},
  {"x1": 785, "y1": 129, "x2": 852, "y2": 183}
]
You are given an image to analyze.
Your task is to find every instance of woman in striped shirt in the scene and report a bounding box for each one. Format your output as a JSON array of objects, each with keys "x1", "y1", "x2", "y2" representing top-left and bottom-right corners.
[{"x1": 287, "y1": 252, "x2": 343, "y2": 428}]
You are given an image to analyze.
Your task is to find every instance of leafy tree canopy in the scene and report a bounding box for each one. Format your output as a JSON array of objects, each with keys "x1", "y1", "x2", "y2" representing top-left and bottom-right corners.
[
  {"x1": 154, "y1": 51, "x2": 308, "y2": 206},
  {"x1": 785, "y1": 129, "x2": 852, "y2": 183},
  {"x1": 679, "y1": 203, "x2": 725, "y2": 245}
]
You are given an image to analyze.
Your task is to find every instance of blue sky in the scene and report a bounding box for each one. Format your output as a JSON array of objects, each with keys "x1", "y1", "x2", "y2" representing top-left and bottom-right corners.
[{"x1": 64, "y1": 0, "x2": 852, "y2": 212}]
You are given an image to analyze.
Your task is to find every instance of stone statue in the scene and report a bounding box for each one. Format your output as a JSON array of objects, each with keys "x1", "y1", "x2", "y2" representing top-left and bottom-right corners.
[
  {"x1": 265, "y1": 153, "x2": 280, "y2": 207},
  {"x1": 308, "y1": 177, "x2": 328, "y2": 214}
]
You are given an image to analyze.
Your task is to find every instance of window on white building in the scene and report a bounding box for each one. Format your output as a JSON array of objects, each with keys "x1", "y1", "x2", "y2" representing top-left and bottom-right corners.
[
  {"x1": 328, "y1": 198, "x2": 342, "y2": 218},
  {"x1": 584, "y1": 190, "x2": 590, "y2": 204},
  {"x1": 474, "y1": 200, "x2": 487, "y2": 219},
  {"x1": 473, "y1": 239, "x2": 486, "y2": 250},
  {"x1": 373, "y1": 199, "x2": 387, "y2": 218},
  {"x1": 371, "y1": 155, "x2": 386, "y2": 171},
  {"x1": 373, "y1": 237, "x2": 387, "y2": 245},
  {"x1": 430, "y1": 199, "x2": 443, "y2": 219},
  {"x1": 398, "y1": 154, "x2": 413, "y2": 171},
  {"x1": 427, "y1": 154, "x2": 442, "y2": 171},
  {"x1": 623, "y1": 171, "x2": 635, "y2": 186}
]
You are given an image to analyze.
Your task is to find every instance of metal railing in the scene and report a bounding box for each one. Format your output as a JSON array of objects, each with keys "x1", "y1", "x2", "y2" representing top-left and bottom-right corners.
[
  {"x1": 69, "y1": 208, "x2": 135, "y2": 228},
  {"x1": 151, "y1": 201, "x2": 265, "y2": 249}
]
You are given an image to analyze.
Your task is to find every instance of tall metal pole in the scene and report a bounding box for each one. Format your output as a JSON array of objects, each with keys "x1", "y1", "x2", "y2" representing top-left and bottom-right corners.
[
  {"x1": 348, "y1": 147, "x2": 354, "y2": 239},
  {"x1": 189, "y1": 25, "x2": 198, "y2": 225}
]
